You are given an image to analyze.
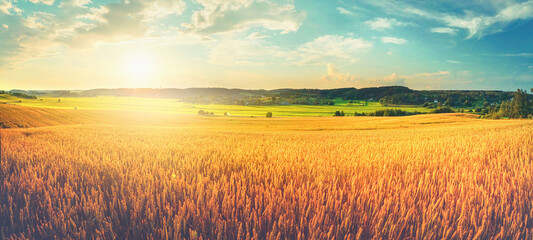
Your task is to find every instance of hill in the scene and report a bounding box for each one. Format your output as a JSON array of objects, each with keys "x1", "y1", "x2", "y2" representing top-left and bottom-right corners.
[{"x1": 4, "y1": 86, "x2": 521, "y2": 108}]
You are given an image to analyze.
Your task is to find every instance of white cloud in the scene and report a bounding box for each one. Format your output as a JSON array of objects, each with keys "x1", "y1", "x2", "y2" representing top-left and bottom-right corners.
[
  {"x1": 337, "y1": 7, "x2": 354, "y2": 16},
  {"x1": 446, "y1": 60, "x2": 461, "y2": 64},
  {"x1": 382, "y1": 73, "x2": 405, "y2": 85},
  {"x1": 430, "y1": 27, "x2": 457, "y2": 35},
  {"x1": 381, "y1": 36, "x2": 407, "y2": 44},
  {"x1": 0, "y1": 0, "x2": 187, "y2": 70},
  {"x1": 29, "y1": 0, "x2": 55, "y2": 5},
  {"x1": 365, "y1": 17, "x2": 407, "y2": 30},
  {"x1": 321, "y1": 64, "x2": 407, "y2": 87},
  {"x1": 359, "y1": 0, "x2": 533, "y2": 39},
  {"x1": 208, "y1": 39, "x2": 283, "y2": 66},
  {"x1": 289, "y1": 35, "x2": 373, "y2": 66},
  {"x1": 183, "y1": 0, "x2": 306, "y2": 36},
  {"x1": 246, "y1": 31, "x2": 269, "y2": 40},
  {"x1": 207, "y1": 35, "x2": 373, "y2": 67},
  {"x1": 0, "y1": 0, "x2": 21, "y2": 15},
  {"x1": 501, "y1": 53, "x2": 533, "y2": 57},
  {"x1": 407, "y1": 1, "x2": 533, "y2": 39},
  {"x1": 321, "y1": 63, "x2": 357, "y2": 84},
  {"x1": 1, "y1": 24, "x2": 7, "y2": 29}
]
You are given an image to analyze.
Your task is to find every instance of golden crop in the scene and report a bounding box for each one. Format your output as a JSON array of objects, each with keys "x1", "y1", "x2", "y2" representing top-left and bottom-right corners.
[{"x1": 1, "y1": 111, "x2": 532, "y2": 239}]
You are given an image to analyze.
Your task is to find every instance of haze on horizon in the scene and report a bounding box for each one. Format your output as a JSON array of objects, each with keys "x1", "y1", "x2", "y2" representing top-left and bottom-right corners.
[{"x1": 0, "y1": 0, "x2": 532, "y2": 91}]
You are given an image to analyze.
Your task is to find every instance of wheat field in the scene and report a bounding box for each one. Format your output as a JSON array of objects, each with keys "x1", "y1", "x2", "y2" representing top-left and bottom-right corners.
[{"x1": 1, "y1": 109, "x2": 533, "y2": 239}]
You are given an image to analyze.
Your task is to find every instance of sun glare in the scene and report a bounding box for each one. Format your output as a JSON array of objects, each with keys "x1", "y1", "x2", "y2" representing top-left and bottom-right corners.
[{"x1": 122, "y1": 53, "x2": 155, "y2": 86}]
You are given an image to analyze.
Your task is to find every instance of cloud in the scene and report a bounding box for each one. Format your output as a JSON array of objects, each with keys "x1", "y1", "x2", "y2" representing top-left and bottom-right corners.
[
  {"x1": 337, "y1": 7, "x2": 354, "y2": 16},
  {"x1": 207, "y1": 34, "x2": 373, "y2": 67},
  {"x1": 501, "y1": 53, "x2": 533, "y2": 57},
  {"x1": 65, "y1": 0, "x2": 186, "y2": 47},
  {"x1": 430, "y1": 27, "x2": 457, "y2": 35},
  {"x1": 365, "y1": 17, "x2": 407, "y2": 30},
  {"x1": 407, "y1": 1, "x2": 533, "y2": 39},
  {"x1": 289, "y1": 35, "x2": 373, "y2": 66},
  {"x1": 381, "y1": 73, "x2": 406, "y2": 85},
  {"x1": 182, "y1": 0, "x2": 306, "y2": 36},
  {"x1": 359, "y1": 0, "x2": 533, "y2": 39},
  {"x1": 321, "y1": 64, "x2": 406, "y2": 87},
  {"x1": 319, "y1": 64, "x2": 454, "y2": 88},
  {"x1": 0, "y1": 0, "x2": 187, "y2": 70},
  {"x1": 411, "y1": 71, "x2": 450, "y2": 77},
  {"x1": 208, "y1": 39, "x2": 283, "y2": 66},
  {"x1": 321, "y1": 63, "x2": 357, "y2": 84},
  {"x1": 246, "y1": 31, "x2": 269, "y2": 40},
  {"x1": 29, "y1": 0, "x2": 54, "y2": 5},
  {"x1": 206, "y1": 34, "x2": 373, "y2": 68},
  {"x1": 381, "y1": 36, "x2": 407, "y2": 44},
  {"x1": 0, "y1": 0, "x2": 21, "y2": 15},
  {"x1": 446, "y1": 60, "x2": 461, "y2": 64}
]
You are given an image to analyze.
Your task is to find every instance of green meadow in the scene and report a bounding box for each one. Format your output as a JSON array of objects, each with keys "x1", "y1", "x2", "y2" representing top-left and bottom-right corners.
[{"x1": 0, "y1": 94, "x2": 430, "y2": 117}]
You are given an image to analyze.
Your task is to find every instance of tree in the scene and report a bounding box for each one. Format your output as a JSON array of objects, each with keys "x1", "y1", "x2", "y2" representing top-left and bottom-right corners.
[
  {"x1": 444, "y1": 98, "x2": 451, "y2": 106},
  {"x1": 198, "y1": 110, "x2": 205, "y2": 115},
  {"x1": 511, "y1": 89, "x2": 528, "y2": 118},
  {"x1": 266, "y1": 112, "x2": 273, "y2": 118},
  {"x1": 224, "y1": 112, "x2": 228, "y2": 116},
  {"x1": 334, "y1": 111, "x2": 345, "y2": 116},
  {"x1": 498, "y1": 89, "x2": 530, "y2": 118}
]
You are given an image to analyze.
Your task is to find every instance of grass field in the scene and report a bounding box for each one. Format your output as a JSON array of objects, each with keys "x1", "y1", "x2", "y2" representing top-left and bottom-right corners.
[
  {"x1": 0, "y1": 94, "x2": 430, "y2": 117},
  {"x1": 1, "y1": 103, "x2": 533, "y2": 239}
]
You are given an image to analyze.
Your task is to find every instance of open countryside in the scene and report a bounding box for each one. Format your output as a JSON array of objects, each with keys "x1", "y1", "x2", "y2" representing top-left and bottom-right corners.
[
  {"x1": 0, "y1": 95, "x2": 430, "y2": 117},
  {"x1": 2, "y1": 0, "x2": 533, "y2": 239}
]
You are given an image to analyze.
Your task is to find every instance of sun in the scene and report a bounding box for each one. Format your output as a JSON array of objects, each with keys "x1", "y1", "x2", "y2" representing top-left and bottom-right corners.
[{"x1": 122, "y1": 52, "x2": 155, "y2": 86}]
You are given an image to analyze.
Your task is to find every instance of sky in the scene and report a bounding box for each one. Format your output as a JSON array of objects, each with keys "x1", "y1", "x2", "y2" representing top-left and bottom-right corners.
[{"x1": 0, "y1": 0, "x2": 532, "y2": 90}]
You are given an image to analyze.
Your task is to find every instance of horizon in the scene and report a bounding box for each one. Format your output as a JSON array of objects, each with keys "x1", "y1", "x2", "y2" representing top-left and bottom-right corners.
[
  {"x1": 1, "y1": 0, "x2": 532, "y2": 90},
  {"x1": 2, "y1": 85, "x2": 530, "y2": 92}
]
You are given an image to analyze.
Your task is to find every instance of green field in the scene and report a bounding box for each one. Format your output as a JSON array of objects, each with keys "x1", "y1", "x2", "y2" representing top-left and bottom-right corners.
[{"x1": 0, "y1": 94, "x2": 430, "y2": 117}]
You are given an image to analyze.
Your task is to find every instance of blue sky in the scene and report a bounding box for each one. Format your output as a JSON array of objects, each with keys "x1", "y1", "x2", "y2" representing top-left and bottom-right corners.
[{"x1": 0, "y1": 0, "x2": 532, "y2": 90}]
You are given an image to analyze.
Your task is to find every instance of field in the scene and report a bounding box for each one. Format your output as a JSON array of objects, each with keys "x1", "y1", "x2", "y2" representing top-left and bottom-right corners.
[
  {"x1": 0, "y1": 94, "x2": 430, "y2": 117},
  {"x1": 1, "y1": 103, "x2": 533, "y2": 239}
]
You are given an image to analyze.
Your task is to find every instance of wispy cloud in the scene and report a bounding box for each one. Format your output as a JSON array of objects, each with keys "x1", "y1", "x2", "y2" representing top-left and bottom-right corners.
[
  {"x1": 289, "y1": 35, "x2": 373, "y2": 66},
  {"x1": 365, "y1": 17, "x2": 407, "y2": 30},
  {"x1": 182, "y1": 0, "x2": 306, "y2": 36},
  {"x1": 29, "y1": 0, "x2": 55, "y2": 5},
  {"x1": 407, "y1": 1, "x2": 533, "y2": 39},
  {"x1": 246, "y1": 32, "x2": 269, "y2": 40},
  {"x1": 381, "y1": 37, "x2": 407, "y2": 44},
  {"x1": 501, "y1": 53, "x2": 533, "y2": 57},
  {"x1": 337, "y1": 7, "x2": 354, "y2": 16},
  {"x1": 359, "y1": 0, "x2": 533, "y2": 39},
  {"x1": 208, "y1": 35, "x2": 373, "y2": 67},
  {"x1": 430, "y1": 27, "x2": 457, "y2": 35}
]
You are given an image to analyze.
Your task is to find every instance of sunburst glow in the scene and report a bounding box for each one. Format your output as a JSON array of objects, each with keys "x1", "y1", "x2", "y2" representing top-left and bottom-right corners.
[{"x1": 122, "y1": 53, "x2": 155, "y2": 86}]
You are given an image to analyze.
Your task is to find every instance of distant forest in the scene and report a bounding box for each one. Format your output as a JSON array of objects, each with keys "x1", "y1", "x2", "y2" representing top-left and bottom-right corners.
[{"x1": 7, "y1": 86, "x2": 528, "y2": 108}]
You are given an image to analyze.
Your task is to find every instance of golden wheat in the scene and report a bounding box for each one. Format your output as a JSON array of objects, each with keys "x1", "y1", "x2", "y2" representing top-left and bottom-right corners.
[{"x1": 1, "y1": 114, "x2": 532, "y2": 239}]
